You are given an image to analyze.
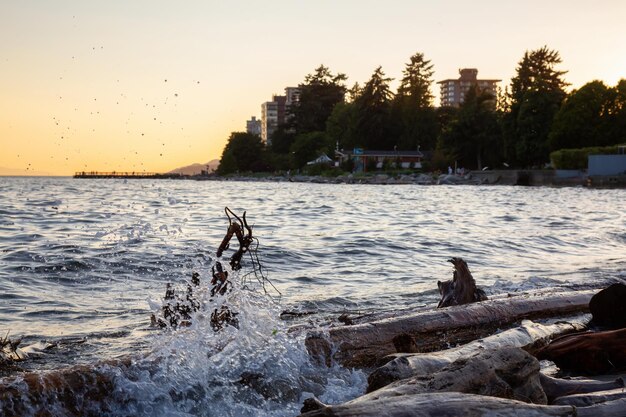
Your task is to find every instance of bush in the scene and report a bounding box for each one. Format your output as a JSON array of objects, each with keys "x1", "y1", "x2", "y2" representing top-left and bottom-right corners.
[{"x1": 550, "y1": 146, "x2": 620, "y2": 169}]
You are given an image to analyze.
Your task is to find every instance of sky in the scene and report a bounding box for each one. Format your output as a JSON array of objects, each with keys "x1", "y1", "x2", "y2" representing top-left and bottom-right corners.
[{"x1": 1, "y1": 1, "x2": 625, "y2": 176}]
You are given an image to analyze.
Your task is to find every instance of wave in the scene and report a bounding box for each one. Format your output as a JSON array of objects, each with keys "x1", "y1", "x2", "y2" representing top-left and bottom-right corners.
[{"x1": 0, "y1": 273, "x2": 365, "y2": 417}]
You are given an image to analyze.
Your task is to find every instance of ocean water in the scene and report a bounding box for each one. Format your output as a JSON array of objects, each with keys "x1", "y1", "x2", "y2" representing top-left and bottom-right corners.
[{"x1": 0, "y1": 177, "x2": 624, "y2": 416}]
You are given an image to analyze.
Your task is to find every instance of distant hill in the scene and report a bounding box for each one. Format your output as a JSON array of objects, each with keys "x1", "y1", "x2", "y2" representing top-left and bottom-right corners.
[{"x1": 168, "y1": 159, "x2": 219, "y2": 176}]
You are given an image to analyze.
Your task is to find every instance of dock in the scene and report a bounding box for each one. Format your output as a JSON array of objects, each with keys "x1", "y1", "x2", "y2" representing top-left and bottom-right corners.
[{"x1": 74, "y1": 171, "x2": 183, "y2": 179}]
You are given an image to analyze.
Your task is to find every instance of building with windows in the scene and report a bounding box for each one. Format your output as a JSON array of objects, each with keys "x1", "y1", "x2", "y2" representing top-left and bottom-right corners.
[
  {"x1": 437, "y1": 68, "x2": 500, "y2": 107},
  {"x1": 260, "y1": 87, "x2": 299, "y2": 145},
  {"x1": 336, "y1": 148, "x2": 424, "y2": 172},
  {"x1": 261, "y1": 96, "x2": 278, "y2": 145},
  {"x1": 246, "y1": 116, "x2": 262, "y2": 137}
]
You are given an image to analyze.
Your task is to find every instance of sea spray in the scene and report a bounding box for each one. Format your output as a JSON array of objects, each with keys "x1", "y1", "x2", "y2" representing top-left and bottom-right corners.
[{"x1": 108, "y1": 268, "x2": 367, "y2": 417}]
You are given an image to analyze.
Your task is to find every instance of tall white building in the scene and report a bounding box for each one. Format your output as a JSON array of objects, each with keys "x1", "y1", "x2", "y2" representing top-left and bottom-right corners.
[{"x1": 261, "y1": 99, "x2": 280, "y2": 144}]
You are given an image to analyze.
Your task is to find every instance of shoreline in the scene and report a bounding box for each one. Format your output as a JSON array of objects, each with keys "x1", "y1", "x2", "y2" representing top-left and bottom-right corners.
[{"x1": 192, "y1": 170, "x2": 626, "y2": 188}]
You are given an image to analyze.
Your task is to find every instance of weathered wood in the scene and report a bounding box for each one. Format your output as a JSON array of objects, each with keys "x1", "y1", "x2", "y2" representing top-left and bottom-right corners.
[
  {"x1": 306, "y1": 290, "x2": 596, "y2": 368},
  {"x1": 536, "y1": 328, "x2": 626, "y2": 374},
  {"x1": 437, "y1": 257, "x2": 487, "y2": 308},
  {"x1": 576, "y1": 398, "x2": 626, "y2": 416},
  {"x1": 552, "y1": 387, "x2": 626, "y2": 407},
  {"x1": 367, "y1": 318, "x2": 587, "y2": 392},
  {"x1": 589, "y1": 283, "x2": 626, "y2": 329},
  {"x1": 298, "y1": 392, "x2": 577, "y2": 417},
  {"x1": 337, "y1": 279, "x2": 626, "y2": 327},
  {"x1": 540, "y1": 374, "x2": 624, "y2": 404},
  {"x1": 367, "y1": 348, "x2": 548, "y2": 403}
]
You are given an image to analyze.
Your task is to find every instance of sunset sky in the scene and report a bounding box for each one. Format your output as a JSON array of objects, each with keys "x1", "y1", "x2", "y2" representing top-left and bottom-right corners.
[{"x1": 1, "y1": 1, "x2": 625, "y2": 176}]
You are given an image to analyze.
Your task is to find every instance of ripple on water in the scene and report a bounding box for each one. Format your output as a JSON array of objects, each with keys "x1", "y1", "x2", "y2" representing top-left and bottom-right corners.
[{"x1": 0, "y1": 178, "x2": 624, "y2": 416}]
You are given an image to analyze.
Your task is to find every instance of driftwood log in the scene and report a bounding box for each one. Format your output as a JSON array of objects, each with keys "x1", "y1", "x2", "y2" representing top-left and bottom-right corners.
[
  {"x1": 539, "y1": 373, "x2": 624, "y2": 403},
  {"x1": 299, "y1": 393, "x2": 626, "y2": 417},
  {"x1": 536, "y1": 328, "x2": 626, "y2": 375},
  {"x1": 306, "y1": 289, "x2": 596, "y2": 368},
  {"x1": 367, "y1": 318, "x2": 586, "y2": 392},
  {"x1": 299, "y1": 391, "x2": 578, "y2": 417},
  {"x1": 335, "y1": 278, "x2": 626, "y2": 328},
  {"x1": 437, "y1": 257, "x2": 487, "y2": 308},
  {"x1": 365, "y1": 348, "x2": 548, "y2": 404},
  {"x1": 552, "y1": 387, "x2": 626, "y2": 407}
]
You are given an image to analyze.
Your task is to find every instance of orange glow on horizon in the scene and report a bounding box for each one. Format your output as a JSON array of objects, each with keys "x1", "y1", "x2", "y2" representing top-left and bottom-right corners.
[{"x1": 1, "y1": 1, "x2": 625, "y2": 176}]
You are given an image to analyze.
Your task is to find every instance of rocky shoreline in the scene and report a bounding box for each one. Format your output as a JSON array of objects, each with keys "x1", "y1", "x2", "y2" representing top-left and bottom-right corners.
[{"x1": 195, "y1": 170, "x2": 626, "y2": 188}]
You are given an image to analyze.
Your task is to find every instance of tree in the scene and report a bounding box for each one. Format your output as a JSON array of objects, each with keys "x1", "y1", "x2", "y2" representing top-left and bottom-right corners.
[
  {"x1": 604, "y1": 79, "x2": 626, "y2": 145},
  {"x1": 269, "y1": 125, "x2": 296, "y2": 154},
  {"x1": 438, "y1": 86, "x2": 502, "y2": 170},
  {"x1": 289, "y1": 65, "x2": 347, "y2": 135},
  {"x1": 217, "y1": 132, "x2": 266, "y2": 175},
  {"x1": 352, "y1": 66, "x2": 395, "y2": 149},
  {"x1": 325, "y1": 102, "x2": 356, "y2": 151},
  {"x1": 504, "y1": 46, "x2": 568, "y2": 167},
  {"x1": 290, "y1": 132, "x2": 334, "y2": 169},
  {"x1": 548, "y1": 81, "x2": 613, "y2": 151},
  {"x1": 392, "y1": 53, "x2": 438, "y2": 151}
]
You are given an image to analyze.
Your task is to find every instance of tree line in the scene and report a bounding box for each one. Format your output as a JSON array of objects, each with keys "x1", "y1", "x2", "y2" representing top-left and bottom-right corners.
[{"x1": 218, "y1": 46, "x2": 626, "y2": 175}]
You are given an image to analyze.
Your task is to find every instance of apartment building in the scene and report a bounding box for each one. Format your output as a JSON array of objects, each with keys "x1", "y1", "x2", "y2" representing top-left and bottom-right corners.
[
  {"x1": 246, "y1": 116, "x2": 262, "y2": 137},
  {"x1": 438, "y1": 68, "x2": 500, "y2": 107},
  {"x1": 260, "y1": 87, "x2": 299, "y2": 145}
]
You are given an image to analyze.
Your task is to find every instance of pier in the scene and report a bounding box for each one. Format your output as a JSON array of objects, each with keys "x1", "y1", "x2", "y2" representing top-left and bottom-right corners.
[{"x1": 74, "y1": 171, "x2": 183, "y2": 179}]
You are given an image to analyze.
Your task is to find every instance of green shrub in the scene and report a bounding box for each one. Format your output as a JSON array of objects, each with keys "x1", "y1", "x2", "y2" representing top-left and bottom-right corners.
[{"x1": 550, "y1": 146, "x2": 619, "y2": 169}]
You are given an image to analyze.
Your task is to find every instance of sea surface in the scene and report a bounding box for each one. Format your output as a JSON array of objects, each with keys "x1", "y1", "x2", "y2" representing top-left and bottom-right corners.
[{"x1": 0, "y1": 177, "x2": 624, "y2": 416}]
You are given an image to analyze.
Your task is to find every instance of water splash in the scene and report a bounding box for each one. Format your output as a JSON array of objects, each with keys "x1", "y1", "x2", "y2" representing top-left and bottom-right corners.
[
  {"x1": 112, "y1": 271, "x2": 366, "y2": 417},
  {"x1": 0, "y1": 267, "x2": 366, "y2": 417}
]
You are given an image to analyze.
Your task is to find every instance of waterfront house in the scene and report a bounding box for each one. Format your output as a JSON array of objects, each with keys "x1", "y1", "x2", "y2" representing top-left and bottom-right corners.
[{"x1": 336, "y1": 148, "x2": 424, "y2": 172}]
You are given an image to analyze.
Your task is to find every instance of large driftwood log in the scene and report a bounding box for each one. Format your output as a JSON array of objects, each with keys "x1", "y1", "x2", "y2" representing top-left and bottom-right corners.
[
  {"x1": 299, "y1": 392, "x2": 577, "y2": 417},
  {"x1": 365, "y1": 348, "x2": 548, "y2": 404},
  {"x1": 539, "y1": 373, "x2": 624, "y2": 404},
  {"x1": 552, "y1": 387, "x2": 626, "y2": 407},
  {"x1": 536, "y1": 328, "x2": 626, "y2": 374},
  {"x1": 306, "y1": 290, "x2": 596, "y2": 368},
  {"x1": 437, "y1": 257, "x2": 487, "y2": 307},
  {"x1": 367, "y1": 318, "x2": 586, "y2": 392},
  {"x1": 336, "y1": 278, "x2": 626, "y2": 327},
  {"x1": 300, "y1": 393, "x2": 626, "y2": 417}
]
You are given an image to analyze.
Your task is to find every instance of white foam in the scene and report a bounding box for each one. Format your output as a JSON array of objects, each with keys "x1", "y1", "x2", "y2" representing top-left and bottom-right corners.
[{"x1": 110, "y1": 268, "x2": 366, "y2": 416}]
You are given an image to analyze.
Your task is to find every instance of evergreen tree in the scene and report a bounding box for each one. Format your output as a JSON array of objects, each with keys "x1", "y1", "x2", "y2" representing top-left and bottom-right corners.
[
  {"x1": 352, "y1": 66, "x2": 395, "y2": 149},
  {"x1": 325, "y1": 102, "x2": 356, "y2": 151},
  {"x1": 269, "y1": 126, "x2": 295, "y2": 154},
  {"x1": 289, "y1": 65, "x2": 347, "y2": 135},
  {"x1": 393, "y1": 52, "x2": 437, "y2": 151},
  {"x1": 504, "y1": 46, "x2": 568, "y2": 167},
  {"x1": 604, "y1": 79, "x2": 626, "y2": 145},
  {"x1": 347, "y1": 82, "x2": 362, "y2": 103},
  {"x1": 438, "y1": 86, "x2": 502, "y2": 170}
]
